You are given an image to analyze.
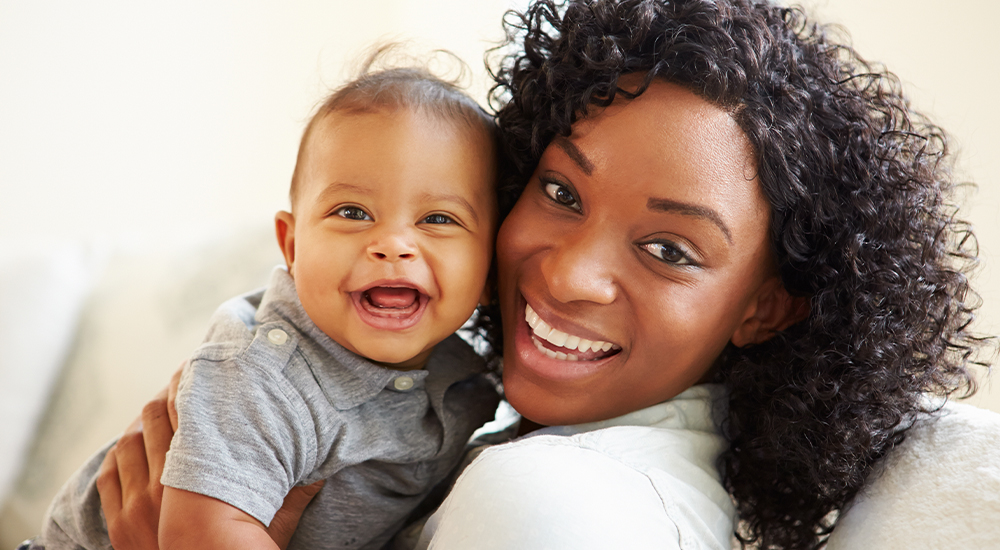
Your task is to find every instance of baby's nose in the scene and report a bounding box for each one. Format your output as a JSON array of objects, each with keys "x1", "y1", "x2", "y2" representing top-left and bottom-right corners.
[{"x1": 367, "y1": 231, "x2": 418, "y2": 261}]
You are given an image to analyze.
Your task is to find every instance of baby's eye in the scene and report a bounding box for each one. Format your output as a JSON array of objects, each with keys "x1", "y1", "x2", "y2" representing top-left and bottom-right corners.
[
  {"x1": 639, "y1": 241, "x2": 696, "y2": 266},
  {"x1": 334, "y1": 206, "x2": 372, "y2": 221},
  {"x1": 421, "y1": 213, "x2": 454, "y2": 225},
  {"x1": 543, "y1": 180, "x2": 581, "y2": 211}
]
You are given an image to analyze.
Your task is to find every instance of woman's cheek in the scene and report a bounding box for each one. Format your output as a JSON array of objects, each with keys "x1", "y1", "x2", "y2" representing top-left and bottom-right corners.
[{"x1": 497, "y1": 196, "x2": 547, "y2": 268}]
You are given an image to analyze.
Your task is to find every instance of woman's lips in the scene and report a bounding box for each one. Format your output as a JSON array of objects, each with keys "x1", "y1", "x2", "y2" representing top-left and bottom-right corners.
[
  {"x1": 351, "y1": 283, "x2": 429, "y2": 330},
  {"x1": 525, "y1": 304, "x2": 619, "y2": 361},
  {"x1": 509, "y1": 298, "x2": 623, "y2": 384}
]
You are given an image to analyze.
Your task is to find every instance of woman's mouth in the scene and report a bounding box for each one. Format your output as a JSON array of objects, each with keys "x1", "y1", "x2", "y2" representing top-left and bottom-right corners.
[{"x1": 525, "y1": 304, "x2": 621, "y2": 361}]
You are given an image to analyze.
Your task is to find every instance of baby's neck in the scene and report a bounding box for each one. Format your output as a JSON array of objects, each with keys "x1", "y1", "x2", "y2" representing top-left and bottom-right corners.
[{"x1": 367, "y1": 348, "x2": 432, "y2": 371}]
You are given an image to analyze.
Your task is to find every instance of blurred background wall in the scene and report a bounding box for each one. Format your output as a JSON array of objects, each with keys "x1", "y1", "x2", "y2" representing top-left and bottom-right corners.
[{"x1": 1, "y1": 0, "x2": 997, "y2": 544}]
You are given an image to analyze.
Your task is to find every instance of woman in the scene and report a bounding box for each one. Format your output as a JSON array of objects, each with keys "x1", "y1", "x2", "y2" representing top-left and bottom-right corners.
[{"x1": 97, "y1": 0, "x2": 986, "y2": 548}]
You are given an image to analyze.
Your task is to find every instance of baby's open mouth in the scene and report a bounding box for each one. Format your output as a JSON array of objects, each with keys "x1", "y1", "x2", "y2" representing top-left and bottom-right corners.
[
  {"x1": 363, "y1": 287, "x2": 421, "y2": 315},
  {"x1": 352, "y1": 284, "x2": 429, "y2": 329},
  {"x1": 525, "y1": 304, "x2": 621, "y2": 361}
]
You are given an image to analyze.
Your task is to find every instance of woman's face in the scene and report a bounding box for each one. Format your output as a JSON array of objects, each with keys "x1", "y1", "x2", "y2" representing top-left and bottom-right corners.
[{"x1": 497, "y1": 80, "x2": 782, "y2": 425}]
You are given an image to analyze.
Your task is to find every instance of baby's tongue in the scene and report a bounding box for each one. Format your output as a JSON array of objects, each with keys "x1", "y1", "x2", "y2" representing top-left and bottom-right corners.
[{"x1": 366, "y1": 287, "x2": 419, "y2": 308}]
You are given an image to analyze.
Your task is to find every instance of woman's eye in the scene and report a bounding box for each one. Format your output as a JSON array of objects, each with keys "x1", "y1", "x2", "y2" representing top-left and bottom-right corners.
[
  {"x1": 334, "y1": 206, "x2": 372, "y2": 221},
  {"x1": 421, "y1": 213, "x2": 454, "y2": 225},
  {"x1": 543, "y1": 181, "x2": 581, "y2": 211},
  {"x1": 640, "y1": 241, "x2": 696, "y2": 266}
]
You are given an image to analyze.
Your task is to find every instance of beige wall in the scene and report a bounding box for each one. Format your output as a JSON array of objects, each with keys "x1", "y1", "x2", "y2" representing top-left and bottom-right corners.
[
  {"x1": 0, "y1": 0, "x2": 519, "y2": 249},
  {"x1": 798, "y1": 0, "x2": 1000, "y2": 412}
]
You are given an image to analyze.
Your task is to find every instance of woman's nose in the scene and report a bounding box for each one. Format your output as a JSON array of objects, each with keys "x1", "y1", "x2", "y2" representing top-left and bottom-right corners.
[
  {"x1": 540, "y1": 227, "x2": 619, "y2": 305},
  {"x1": 367, "y1": 226, "x2": 418, "y2": 261}
]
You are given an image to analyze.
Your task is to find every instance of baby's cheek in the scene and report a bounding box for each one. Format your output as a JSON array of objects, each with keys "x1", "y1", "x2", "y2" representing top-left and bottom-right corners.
[{"x1": 437, "y1": 257, "x2": 489, "y2": 322}]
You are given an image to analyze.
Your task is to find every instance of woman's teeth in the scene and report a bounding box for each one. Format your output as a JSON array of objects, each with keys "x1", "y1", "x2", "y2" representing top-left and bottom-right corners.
[{"x1": 525, "y1": 304, "x2": 619, "y2": 361}]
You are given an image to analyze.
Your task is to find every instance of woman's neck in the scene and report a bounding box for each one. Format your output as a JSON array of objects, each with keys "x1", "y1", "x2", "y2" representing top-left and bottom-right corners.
[{"x1": 516, "y1": 417, "x2": 546, "y2": 437}]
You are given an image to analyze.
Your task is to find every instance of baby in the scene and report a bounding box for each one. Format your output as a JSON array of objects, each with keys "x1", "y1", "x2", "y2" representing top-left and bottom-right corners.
[{"x1": 36, "y1": 65, "x2": 501, "y2": 550}]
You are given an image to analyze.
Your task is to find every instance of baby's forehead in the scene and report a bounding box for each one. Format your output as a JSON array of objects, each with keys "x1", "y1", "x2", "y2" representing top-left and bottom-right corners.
[
  {"x1": 298, "y1": 107, "x2": 498, "y2": 205},
  {"x1": 300, "y1": 107, "x2": 498, "y2": 177}
]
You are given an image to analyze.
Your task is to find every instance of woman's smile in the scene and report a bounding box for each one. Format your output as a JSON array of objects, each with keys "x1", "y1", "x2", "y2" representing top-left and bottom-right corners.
[
  {"x1": 525, "y1": 303, "x2": 621, "y2": 361},
  {"x1": 508, "y1": 294, "x2": 627, "y2": 386}
]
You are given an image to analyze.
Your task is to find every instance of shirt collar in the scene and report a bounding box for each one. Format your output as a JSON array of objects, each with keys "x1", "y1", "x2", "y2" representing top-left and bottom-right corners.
[
  {"x1": 532, "y1": 384, "x2": 726, "y2": 438},
  {"x1": 255, "y1": 266, "x2": 488, "y2": 410}
]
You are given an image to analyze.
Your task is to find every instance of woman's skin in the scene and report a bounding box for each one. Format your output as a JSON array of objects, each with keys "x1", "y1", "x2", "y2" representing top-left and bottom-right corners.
[{"x1": 98, "y1": 78, "x2": 806, "y2": 547}]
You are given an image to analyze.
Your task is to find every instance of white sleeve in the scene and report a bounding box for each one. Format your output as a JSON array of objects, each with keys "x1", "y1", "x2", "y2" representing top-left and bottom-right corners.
[{"x1": 417, "y1": 439, "x2": 684, "y2": 550}]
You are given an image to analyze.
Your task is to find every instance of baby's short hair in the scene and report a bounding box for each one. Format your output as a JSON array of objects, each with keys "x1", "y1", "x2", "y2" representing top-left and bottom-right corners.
[{"x1": 289, "y1": 54, "x2": 496, "y2": 205}]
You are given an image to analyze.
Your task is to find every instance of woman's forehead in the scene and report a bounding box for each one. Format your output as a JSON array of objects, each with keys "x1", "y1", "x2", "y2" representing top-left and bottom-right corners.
[{"x1": 560, "y1": 80, "x2": 767, "y2": 232}]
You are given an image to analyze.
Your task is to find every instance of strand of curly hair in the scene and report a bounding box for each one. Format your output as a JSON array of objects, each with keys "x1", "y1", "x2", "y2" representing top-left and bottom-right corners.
[{"x1": 485, "y1": 0, "x2": 991, "y2": 548}]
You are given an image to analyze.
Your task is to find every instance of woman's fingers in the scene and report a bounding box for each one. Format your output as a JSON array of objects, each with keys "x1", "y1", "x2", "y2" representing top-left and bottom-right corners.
[
  {"x1": 96, "y1": 445, "x2": 123, "y2": 515},
  {"x1": 114, "y1": 427, "x2": 151, "y2": 493},
  {"x1": 267, "y1": 480, "x2": 325, "y2": 550},
  {"x1": 95, "y1": 367, "x2": 186, "y2": 550},
  {"x1": 167, "y1": 361, "x2": 184, "y2": 431},
  {"x1": 99, "y1": 429, "x2": 162, "y2": 550},
  {"x1": 140, "y1": 395, "x2": 173, "y2": 499}
]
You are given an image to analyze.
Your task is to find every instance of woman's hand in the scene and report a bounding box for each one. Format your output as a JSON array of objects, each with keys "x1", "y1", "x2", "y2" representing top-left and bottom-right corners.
[
  {"x1": 97, "y1": 364, "x2": 323, "y2": 550},
  {"x1": 97, "y1": 369, "x2": 177, "y2": 550}
]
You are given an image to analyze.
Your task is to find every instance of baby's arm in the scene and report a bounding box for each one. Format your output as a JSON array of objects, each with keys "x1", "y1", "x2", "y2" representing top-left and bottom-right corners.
[
  {"x1": 159, "y1": 487, "x2": 278, "y2": 550},
  {"x1": 161, "y1": 339, "x2": 316, "y2": 548}
]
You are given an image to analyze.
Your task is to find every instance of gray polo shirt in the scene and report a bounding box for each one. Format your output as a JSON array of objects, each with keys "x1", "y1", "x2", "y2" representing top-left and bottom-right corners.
[{"x1": 38, "y1": 268, "x2": 500, "y2": 550}]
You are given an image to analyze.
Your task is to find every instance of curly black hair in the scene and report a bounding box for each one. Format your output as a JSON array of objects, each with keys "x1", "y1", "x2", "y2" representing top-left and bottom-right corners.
[{"x1": 487, "y1": 0, "x2": 991, "y2": 548}]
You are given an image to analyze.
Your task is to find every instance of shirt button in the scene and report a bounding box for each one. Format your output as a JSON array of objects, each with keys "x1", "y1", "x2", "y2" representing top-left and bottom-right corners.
[
  {"x1": 393, "y1": 376, "x2": 414, "y2": 391},
  {"x1": 267, "y1": 329, "x2": 288, "y2": 346}
]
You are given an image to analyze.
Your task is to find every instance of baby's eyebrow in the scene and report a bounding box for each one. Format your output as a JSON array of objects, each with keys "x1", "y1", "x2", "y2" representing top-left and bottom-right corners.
[
  {"x1": 317, "y1": 182, "x2": 372, "y2": 203},
  {"x1": 420, "y1": 192, "x2": 479, "y2": 225}
]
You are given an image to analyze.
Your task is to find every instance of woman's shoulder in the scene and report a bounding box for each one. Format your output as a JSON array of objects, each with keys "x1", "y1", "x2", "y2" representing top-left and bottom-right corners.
[
  {"x1": 420, "y1": 440, "x2": 728, "y2": 550},
  {"x1": 506, "y1": 384, "x2": 729, "y2": 479},
  {"x1": 416, "y1": 391, "x2": 736, "y2": 550},
  {"x1": 827, "y1": 402, "x2": 1000, "y2": 549}
]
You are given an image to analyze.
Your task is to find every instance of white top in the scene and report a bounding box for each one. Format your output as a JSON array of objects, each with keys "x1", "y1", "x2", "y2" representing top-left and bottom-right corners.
[{"x1": 415, "y1": 384, "x2": 736, "y2": 550}]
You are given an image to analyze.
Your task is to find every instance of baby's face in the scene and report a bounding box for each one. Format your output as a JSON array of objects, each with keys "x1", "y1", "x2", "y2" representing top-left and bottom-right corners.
[{"x1": 277, "y1": 108, "x2": 497, "y2": 370}]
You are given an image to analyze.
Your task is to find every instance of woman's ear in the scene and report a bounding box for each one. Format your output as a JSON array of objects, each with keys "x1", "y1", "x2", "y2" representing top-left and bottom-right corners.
[
  {"x1": 275, "y1": 211, "x2": 296, "y2": 275},
  {"x1": 731, "y1": 276, "x2": 810, "y2": 348}
]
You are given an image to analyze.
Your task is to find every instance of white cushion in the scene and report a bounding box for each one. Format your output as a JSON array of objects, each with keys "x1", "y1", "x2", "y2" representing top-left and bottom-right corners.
[{"x1": 827, "y1": 402, "x2": 1000, "y2": 549}]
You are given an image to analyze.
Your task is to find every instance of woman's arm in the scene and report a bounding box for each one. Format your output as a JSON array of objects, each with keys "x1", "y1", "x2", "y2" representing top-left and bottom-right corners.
[{"x1": 97, "y1": 365, "x2": 322, "y2": 550}]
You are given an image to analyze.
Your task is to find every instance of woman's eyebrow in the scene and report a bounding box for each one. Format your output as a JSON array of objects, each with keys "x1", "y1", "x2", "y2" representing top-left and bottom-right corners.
[
  {"x1": 553, "y1": 136, "x2": 594, "y2": 175},
  {"x1": 647, "y1": 197, "x2": 733, "y2": 244}
]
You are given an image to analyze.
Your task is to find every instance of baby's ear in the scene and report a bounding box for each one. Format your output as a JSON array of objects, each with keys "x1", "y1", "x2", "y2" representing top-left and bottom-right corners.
[
  {"x1": 275, "y1": 211, "x2": 296, "y2": 274},
  {"x1": 731, "y1": 277, "x2": 809, "y2": 348}
]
